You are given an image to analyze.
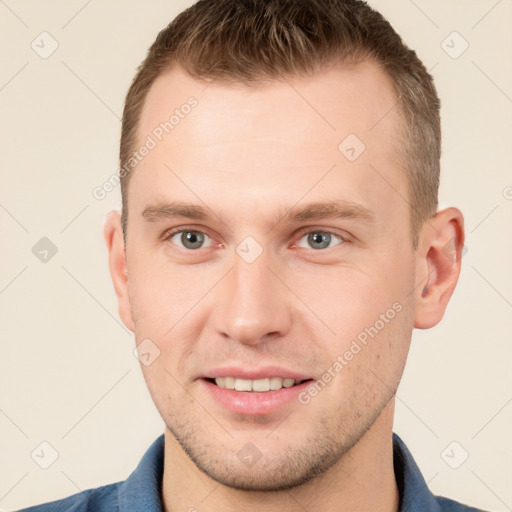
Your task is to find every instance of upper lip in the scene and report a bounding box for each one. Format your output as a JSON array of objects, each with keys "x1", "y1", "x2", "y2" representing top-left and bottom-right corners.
[{"x1": 201, "y1": 366, "x2": 313, "y2": 381}]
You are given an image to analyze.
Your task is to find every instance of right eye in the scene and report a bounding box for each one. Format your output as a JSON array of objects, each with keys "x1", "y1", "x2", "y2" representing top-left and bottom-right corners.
[{"x1": 166, "y1": 229, "x2": 214, "y2": 250}]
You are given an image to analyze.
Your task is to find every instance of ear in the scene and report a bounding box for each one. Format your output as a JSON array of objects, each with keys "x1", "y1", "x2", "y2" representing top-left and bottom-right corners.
[
  {"x1": 104, "y1": 210, "x2": 135, "y2": 332},
  {"x1": 414, "y1": 207, "x2": 465, "y2": 329}
]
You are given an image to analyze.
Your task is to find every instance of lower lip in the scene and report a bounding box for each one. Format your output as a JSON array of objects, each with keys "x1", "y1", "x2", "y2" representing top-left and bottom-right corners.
[{"x1": 200, "y1": 378, "x2": 312, "y2": 415}]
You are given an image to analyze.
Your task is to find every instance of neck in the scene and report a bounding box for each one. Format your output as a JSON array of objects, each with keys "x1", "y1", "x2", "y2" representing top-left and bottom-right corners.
[{"x1": 162, "y1": 401, "x2": 399, "y2": 512}]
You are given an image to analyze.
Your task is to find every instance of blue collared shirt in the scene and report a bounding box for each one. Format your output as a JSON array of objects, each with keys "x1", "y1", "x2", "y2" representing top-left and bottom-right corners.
[{"x1": 18, "y1": 433, "x2": 487, "y2": 511}]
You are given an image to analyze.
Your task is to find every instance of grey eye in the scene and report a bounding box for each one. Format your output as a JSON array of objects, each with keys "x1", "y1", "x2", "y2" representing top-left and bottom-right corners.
[
  {"x1": 298, "y1": 231, "x2": 343, "y2": 250},
  {"x1": 171, "y1": 231, "x2": 211, "y2": 250}
]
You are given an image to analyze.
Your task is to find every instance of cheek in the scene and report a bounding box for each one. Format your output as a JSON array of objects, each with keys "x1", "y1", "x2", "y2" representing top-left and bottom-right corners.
[
  {"x1": 319, "y1": 297, "x2": 414, "y2": 413},
  {"x1": 127, "y1": 253, "x2": 206, "y2": 331},
  {"x1": 292, "y1": 257, "x2": 413, "y2": 337},
  {"x1": 127, "y1": 257, "x2": 214, "y2": 378},
  {"x1": 296, "y1": 255, "x2": 415, "y2": 385}
]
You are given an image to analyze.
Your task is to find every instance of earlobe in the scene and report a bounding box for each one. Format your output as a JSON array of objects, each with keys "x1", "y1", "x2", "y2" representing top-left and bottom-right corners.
[
  {"x1": 103, "y1": 210, "x2": 135, "y2": 332},
  {"x1": 414, "y1": 207, "x2": 465, "y2": 329}
]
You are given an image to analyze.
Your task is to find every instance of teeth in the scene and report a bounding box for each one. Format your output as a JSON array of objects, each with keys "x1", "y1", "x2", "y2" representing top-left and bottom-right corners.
[
  {"x1": 213, "y1": 376, "x2": 303, "y2": 392},
  {"x1": 235, "y1": 378, "x2": 252, "y2": 391},
  {"x1": 252, "y1": 378, "x2": 270, "y2": 392},
  {"x1": 224, "y1": 376, "x2": 235, "y2": 389},
  {"x1": 283, "y1": 378, "x2": 296, "y2": 388},
  {"x1": 270, "y1": 377, "x2": 283, "y2": 390}
]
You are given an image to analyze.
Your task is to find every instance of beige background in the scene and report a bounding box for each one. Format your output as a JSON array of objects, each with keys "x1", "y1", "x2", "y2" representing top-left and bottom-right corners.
[{"x1": 1, "y1": 1, "x2": 511, "y2": 510}]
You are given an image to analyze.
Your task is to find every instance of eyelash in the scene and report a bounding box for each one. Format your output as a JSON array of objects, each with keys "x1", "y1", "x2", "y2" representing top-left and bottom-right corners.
[{"x1": 162, "y1": 226, "x2": 347, "y2": 252}]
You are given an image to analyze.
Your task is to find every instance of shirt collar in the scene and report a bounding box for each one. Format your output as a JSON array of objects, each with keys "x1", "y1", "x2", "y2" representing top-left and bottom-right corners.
[
  {"x1": 117, "y1": 435, "x2": 165, "y2": 511},
  {"x1": 117, "y1": 432, "x2": 440, "y2": 511},
  {"x1": 393, "y1": 432, "x2": 441, "y2": 511}
]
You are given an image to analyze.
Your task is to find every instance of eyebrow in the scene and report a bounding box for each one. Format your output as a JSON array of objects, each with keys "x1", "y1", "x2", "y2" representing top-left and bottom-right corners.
[{"x1": 141, "y1": 200, "x2": 375, "y2": 225}]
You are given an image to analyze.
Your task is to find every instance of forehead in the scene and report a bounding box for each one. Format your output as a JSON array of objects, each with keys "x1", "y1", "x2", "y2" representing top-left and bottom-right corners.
[
  {"x1": 138, "y1": 61, "x2": 402, "y2": 153},
  {"x1": 131, "y1": 61, "x2": 406, "y2": 224}
]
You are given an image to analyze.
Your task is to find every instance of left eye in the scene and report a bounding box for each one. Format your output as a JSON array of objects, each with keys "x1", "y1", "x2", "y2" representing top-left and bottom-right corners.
[
  {"x1": 168, "y1": 230, "x2": 213, "y2": 250},
  {"x1": 297, "y1": 231, "x2": 344, "y2": 250}
]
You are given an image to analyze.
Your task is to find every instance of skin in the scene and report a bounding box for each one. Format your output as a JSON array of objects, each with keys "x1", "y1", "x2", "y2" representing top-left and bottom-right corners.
[{"x1": 104, "y1": 62, "x2": 464, "y2": 512}]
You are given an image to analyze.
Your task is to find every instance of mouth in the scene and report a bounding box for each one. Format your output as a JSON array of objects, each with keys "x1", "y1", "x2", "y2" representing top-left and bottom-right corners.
[
  {"x1": 204, "y1": 376, "x2": 313, "y2": 392},
  {"x1": 201, "y1": 376, "x2": 315, "y2": 415}
]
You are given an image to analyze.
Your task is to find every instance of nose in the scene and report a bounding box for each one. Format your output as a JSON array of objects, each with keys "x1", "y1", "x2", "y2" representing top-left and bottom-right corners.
[{"x1": 212, "y1": 250, "x2": 293, "y2": 346}]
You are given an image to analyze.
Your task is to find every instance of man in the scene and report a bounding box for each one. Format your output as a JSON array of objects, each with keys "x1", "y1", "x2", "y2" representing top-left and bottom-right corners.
[{"x1": 19, "y1": 0, "x2": 486, "y2": 510}]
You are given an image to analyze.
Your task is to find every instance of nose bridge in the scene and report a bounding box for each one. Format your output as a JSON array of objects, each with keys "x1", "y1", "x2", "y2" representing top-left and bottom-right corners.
[{"x1": 214, "y1": 248, "x2": 291, "y2": 344}]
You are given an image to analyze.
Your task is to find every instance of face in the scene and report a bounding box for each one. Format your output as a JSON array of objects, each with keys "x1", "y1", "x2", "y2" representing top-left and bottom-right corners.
[{"x1": 121, "y1": 62, "x2": 419, "y2": 491}]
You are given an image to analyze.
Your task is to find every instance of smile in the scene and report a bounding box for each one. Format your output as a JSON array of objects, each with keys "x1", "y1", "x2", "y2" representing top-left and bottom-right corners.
[{"x1": 210, "y1": 376, "x2": 311, "y2": 392}]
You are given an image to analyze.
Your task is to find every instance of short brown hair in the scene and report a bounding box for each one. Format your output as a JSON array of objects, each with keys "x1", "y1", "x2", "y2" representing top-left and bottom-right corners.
[{"x1": 120, "y1": 0, "x2": 440, "y2": 247}]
